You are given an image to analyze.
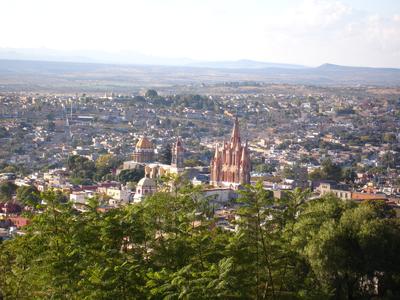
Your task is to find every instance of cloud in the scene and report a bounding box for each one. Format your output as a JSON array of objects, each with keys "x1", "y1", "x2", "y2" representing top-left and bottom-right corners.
[
  {"x1": 344, "y1": 14, "x2": 400, "y2": 53},
  {"x1": 290, "y1": 0, "x2": 351, "y2": 28},
  {"x1": 257, "y1": 0, "x2": 400, "y2": 67},
  {"x1": 263, "y1": 0, "x2": 352, "y2": 36}
]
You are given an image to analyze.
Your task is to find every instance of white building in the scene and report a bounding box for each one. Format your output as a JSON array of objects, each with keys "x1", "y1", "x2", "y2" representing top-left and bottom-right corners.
[
  {"x1": 106, "y1": 187, "x2": 131, "y2": 204},
  {"x1": 133, "y1": 177, "x2": 157, "y2": 203}
]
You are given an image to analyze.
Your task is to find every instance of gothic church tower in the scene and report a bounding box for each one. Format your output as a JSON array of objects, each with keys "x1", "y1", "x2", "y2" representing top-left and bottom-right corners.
[{"x1": 210, "y1": 117, "x2": 251, "y2": 188}]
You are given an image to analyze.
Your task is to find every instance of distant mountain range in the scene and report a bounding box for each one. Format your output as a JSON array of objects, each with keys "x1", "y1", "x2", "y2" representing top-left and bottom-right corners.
[
  {"x1": 0, "y1": 48, "x2": 308, "y2": 70},
  {"x1": 0, "y1": 48, "x2": 196, "y2": 66},
  {"x1": 188, "y1": 59, "x2": 306, "y2": 69},
  {"x1": 0, "y1": 49, "x2": 400, "y2": 92}
]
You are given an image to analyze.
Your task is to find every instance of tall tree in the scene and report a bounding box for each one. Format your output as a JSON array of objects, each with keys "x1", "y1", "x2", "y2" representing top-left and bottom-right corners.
[
  {"x1": 67, "y1": 155, "x2": 96, "y2": 183},
  {"x1": 159, "y1": 143, "x2": 172, "y2": 164}
]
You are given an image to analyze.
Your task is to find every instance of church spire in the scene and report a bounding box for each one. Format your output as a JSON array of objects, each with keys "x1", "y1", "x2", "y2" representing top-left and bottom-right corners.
[
  {"x1": 230, "y1": 115, "x2": 241, "y2": 145},
  {"x1": 214, "y1": 143, "x2": 220, "y2": 158},
  {"x1": 241, "y1": 140, "x2": 249, "y2": 160},
  {"x1": 239, "y1": 140, "x2": 251, "y2": 184}
]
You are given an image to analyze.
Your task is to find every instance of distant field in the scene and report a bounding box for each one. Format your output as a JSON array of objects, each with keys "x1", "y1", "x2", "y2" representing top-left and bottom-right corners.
[{"x1": 0, "y1": 59, "x2": 400, "y2": 93}]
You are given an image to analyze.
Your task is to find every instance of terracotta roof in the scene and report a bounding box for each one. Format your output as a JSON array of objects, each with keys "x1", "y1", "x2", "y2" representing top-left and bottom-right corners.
[
  {"x1": 351, "y1": 192, "x2": 387, "y2": 201},
  {"x1": 8, "y1": 216, "x2": 30, "y2": 228},
  {"x1": 136, "y1": 137, "x2": 153, "y2": 149}
]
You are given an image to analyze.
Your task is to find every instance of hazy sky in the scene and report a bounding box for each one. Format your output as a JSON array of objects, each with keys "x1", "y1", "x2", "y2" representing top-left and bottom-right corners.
[{"x1": 1, "y1": 0, "x2": 400, "y2": 67}]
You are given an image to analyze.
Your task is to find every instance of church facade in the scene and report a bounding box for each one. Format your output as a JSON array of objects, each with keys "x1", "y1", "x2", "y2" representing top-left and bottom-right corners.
[
  {"x1": 210, "y1": 117, "x2": 251, "y2": 188},
  {"x1": 143, "y1": 137, "x2": 185, "y2": 179}
]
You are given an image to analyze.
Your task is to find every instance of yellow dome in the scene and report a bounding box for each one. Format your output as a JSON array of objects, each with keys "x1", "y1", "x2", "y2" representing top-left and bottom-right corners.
[{"x1": 136, "y1": 137, "x2": 153, "y2": 149}]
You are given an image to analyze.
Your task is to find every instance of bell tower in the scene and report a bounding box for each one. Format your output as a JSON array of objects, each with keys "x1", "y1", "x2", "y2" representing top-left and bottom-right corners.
[{"x1": 171, "y1": 137, "x2": 184, "y2": 169}]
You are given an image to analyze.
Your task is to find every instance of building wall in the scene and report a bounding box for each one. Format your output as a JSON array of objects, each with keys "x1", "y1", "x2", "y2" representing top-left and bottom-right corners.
[
  {"x1": 132, "y1": 149, "x2": 154, "y2": 163},
  {"x1": 203, "y1": 188, "x2": 237, "y2": 205},
  {"x1": 318, "y1": 183, "x2": 351, "y2": 200}
]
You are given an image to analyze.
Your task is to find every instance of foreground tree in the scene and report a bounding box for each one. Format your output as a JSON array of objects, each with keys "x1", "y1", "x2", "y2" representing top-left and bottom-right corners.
[
  {"x1": 294, "y1": 196, "x2": 400, "y2": 299},
  {"x1": 1, "y1": 183, "x2": 399, "y2": 299}
]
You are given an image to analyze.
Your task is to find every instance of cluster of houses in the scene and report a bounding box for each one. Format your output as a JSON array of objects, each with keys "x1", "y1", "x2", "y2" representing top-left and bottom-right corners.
[
  {"x1": 2, "y1": 116, "x2": 400, "y2": 240},
  {"x1": 2, "y1": 87, "x2": 400, "y2": 238}
]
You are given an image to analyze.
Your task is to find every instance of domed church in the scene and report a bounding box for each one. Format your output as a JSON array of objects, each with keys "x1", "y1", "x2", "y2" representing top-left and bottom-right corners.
[
  {"x1": 132, "y1": 137, "x2": 187, "y2": 202},
  {"x1": 133, "y1": 176, "x2": 157, "y2": 202},
  {"x1": 132, "y1": 136, "x2": 155, "y2": 163}
]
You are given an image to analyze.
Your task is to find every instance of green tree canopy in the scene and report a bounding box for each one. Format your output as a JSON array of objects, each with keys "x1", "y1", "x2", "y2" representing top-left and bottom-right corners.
[
  {"x1": 309, "y1": 158, "x2": 342, "y2": 181},
  {"x1": 118, "y1": 167, "x2": 145, "y2": 184},
  {"x1": 159, "y1": 143, "x2": 172, "y2": 164},
  {"x1": 254, "y1": 163, "x2": 276, "y2": 173},
  {"x1": 145, "y1": 89, "x2": 158, "y2": 98},
  {"x1": 0, "y1": 126, "x2": 9, "y2": 138},
  {"x1": 16, "y1": 185, "x2": 41, "y2": 207},
  {"x1": 294, "y1": 196, "x2": 400, "y2": 298},
  {"x1": 0, "y1": 181, "x2": 17, "y2": 202},
  {"x1": 67, "y1": 155, "x2": 96, "y2": 183},
  {"x1": 94, "y1": 154, "x2": 122, "y2": 181},
  {"x1": 1, "y1": 184, "x2": 399, "y2": 299}
]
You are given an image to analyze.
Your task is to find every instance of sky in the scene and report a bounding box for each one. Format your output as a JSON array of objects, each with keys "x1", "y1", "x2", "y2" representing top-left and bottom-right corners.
[{"x1": 0, "y1": 0, "x2": 399, "y2": 67}]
